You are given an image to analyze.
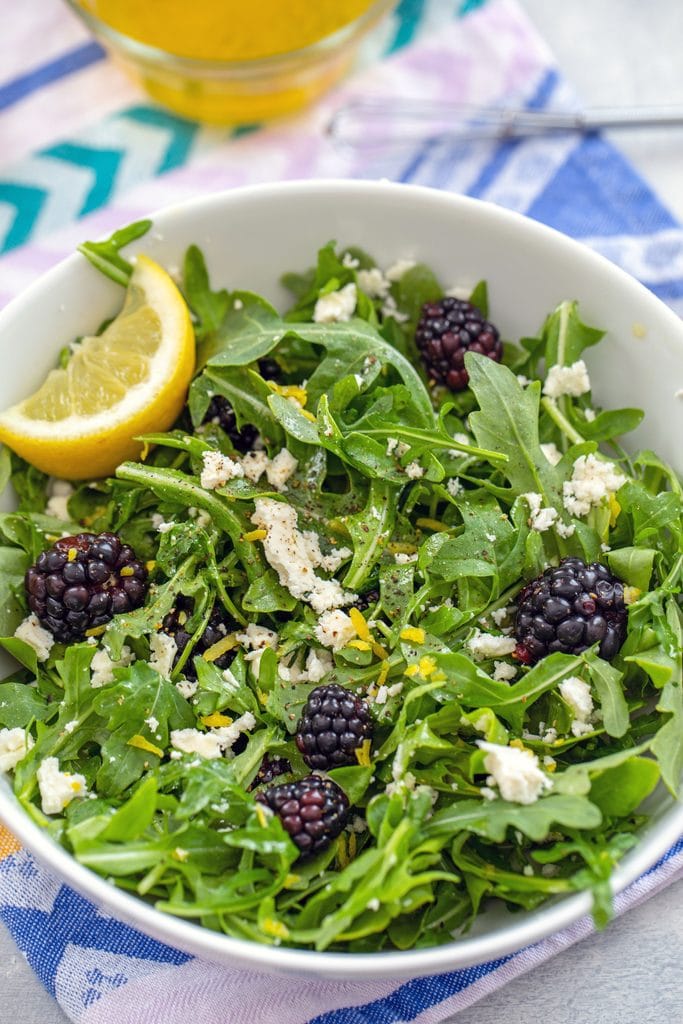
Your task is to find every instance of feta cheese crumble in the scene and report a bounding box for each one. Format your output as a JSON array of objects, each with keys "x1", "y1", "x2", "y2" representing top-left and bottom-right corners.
[
  {"x1": 200, "y1": 450, "x2": 244, "y2": 490},
  {"x1": 242, "y1": 450, "x2": 269, "y2": 483},
  {"x1": 313, "y1": 283, "x2": 357, "y2": 323},
  {"x1": 404, "y1": 461, "x2": 424, "y2": 479},
  {"x1": 493, "y1": 661, "x2": 517, "y2": 682},
  {"x1": 543, "y1": 359, "x2": 591, "y2": 399},
  {"x1": 236, "y1": 623, "x2": 278, "y2": 676},
  {"x1": 314, "y1": 609, "x2": 356, "y2": 651},
  {"x1": 14, "y1": 614, "x2": 55, "y2": 662},
  {"x1": 540, "y1": 442, "x2": 562, "y2": 466},
  {"x1": 562, "y1": 454, "x2": 627, "y2": 517},
  {"x1": 265, "y1": 448, "x2": 298, "y2": 491},
  {"x1": 558, "y1": 676, "x2": 595, "y2": 737},
  {"x1": 37, "y1": 757, "x2": 87, "y2": 814},
  {"x1": 385, "y1": 259, "x2": 416, "y2": 282},
  {"x1": 447, "y1": 477, "x2": 463, "y2": 497},
  {"x1": 394, "y1": 551, "x2": 418, "y2": 565},
  {"x1": 0, "y1": 728, "x2": 33, "y2": 773},
  {"x1": 170, "y1": 728, "x2": 223, "y2": 759},
  {"x1": 521, "y1": 492, "x2": 559, "y2": 532},
  {"x1": 478, "y1": 742, "x2": 552, "y2": 804},
  {"x1": 149, "y1": 633, "x2": 177, "y2": 679},
  {"x1": 467, "y1": 630, "x2": 517, "y2": 661},
  {"x1": 90, "y1": 645, "x2": 134, "y2": 688},
  {"x1": 357, "y1": 267, "x2": 390, "y2": 299},
  {"x1": 46, "y1": 479, "x2": 74, "y2": 521},
  {"x1": 251, "y1": 498, "x2": 357, "y2": 613}
]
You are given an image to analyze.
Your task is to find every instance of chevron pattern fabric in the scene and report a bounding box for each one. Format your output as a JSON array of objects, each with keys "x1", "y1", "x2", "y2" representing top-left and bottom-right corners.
[{"x1": 1, "y1": 1, "x2": 683, "y2": 1022}]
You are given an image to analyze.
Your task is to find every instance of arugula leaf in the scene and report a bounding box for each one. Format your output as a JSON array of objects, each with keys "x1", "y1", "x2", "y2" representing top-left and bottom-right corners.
[{"x1": 78, "y1": 220, "x2": 152, "y2": 286}]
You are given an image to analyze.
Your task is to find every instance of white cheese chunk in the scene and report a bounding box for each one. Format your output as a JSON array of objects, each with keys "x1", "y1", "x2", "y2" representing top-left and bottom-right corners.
[
  {"x1": 0, "y1": 728, "x2": 33, "y2": 773},
  {"x1": 14, "y1": 614, "x2": 55, "y2": 663},
  {"x1": 467, "y1": 630, "x2": 517, "y2": 661},
  {"x1": 149, "y1": 633, "x2": 177, "y2": 679},
  {"x1": 265, "y1": 448, "x2": 298, "y2": 491},
  {"x1": 543, "y1": 360, "x2": 591, "y2": 399},
  {"x1": 251, "y1": 498, "x2": 356, "y2": 613},
  {"x1": 314, "y1": 609, "x2": 356, "y2": 651},
  {"x1": 562, "y1": 454, "x2": 627, "y2": 517},
  {"x1": 478, "y1": 742, "x2": 552, "y2": 804},
  {"x1": 313, "y1": 283, "x2": 357, "y2": 323},
  {"x1": 37, "y1": 757, "x2": 87, "y2": 814},
  {"x1": 200, "y1": 450, "x2": 244, "y2": 490},
  {"x1": 559, "y1": 676, "x2": 595, "y2": 736},
  {"x1": 90, "y1": 645, "x2": 134, "y2": 688}
]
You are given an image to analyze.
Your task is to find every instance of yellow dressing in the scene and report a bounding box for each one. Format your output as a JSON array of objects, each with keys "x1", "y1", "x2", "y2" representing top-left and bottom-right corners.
[{"x1": 79, "y1": 0, "x2": 376, "y2": 61}]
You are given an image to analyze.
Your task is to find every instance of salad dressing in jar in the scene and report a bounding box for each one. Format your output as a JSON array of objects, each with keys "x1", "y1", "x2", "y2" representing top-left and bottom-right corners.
[{"x1": 70, "y1": 0, "x2": 393, "y2": 123}]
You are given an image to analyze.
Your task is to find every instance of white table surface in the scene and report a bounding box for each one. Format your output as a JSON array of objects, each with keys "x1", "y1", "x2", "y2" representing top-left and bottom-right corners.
[{"x1": 3, "y1": 0, "x2": 683, "y2": 1020}]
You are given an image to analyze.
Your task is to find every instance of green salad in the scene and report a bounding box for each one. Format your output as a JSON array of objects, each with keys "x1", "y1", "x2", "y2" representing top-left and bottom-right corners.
[{"x1": 0, "y1": 221, "x2": 681, "y2": 952}]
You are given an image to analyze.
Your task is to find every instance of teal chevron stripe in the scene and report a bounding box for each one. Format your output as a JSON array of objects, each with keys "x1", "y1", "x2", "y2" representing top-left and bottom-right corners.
[
  {"x1": 0, "y1": 182, "x2": 47, "y2": 250},
  {"x1": 42, "y1": 143, "x2": 123, "y2": 215},
  {"x1": 122, "y1": 107, "x2": 200, "y2": 173},
  {"x1": 388, "y1": 0, "x2": 427, "y2": 53}
]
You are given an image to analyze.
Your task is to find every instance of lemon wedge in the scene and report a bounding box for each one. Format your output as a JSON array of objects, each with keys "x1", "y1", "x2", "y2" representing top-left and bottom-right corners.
[{"x1": 0, "y1": 256, "x2": 195, "y2": 480}]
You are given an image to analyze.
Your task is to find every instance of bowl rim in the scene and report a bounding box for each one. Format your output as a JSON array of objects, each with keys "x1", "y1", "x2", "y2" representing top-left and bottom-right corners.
[
  {"x1": 64, "y1": 0, "x2": 396, "y2": 73},
  {"x1": 0, "y1": 178, "x2": 682, "y2": 978}
]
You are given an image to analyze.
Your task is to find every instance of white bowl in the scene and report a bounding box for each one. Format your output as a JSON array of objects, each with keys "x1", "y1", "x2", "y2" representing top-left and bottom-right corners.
[{"x1": 0, "y1": 180, "x2": 681, "y2": 979}]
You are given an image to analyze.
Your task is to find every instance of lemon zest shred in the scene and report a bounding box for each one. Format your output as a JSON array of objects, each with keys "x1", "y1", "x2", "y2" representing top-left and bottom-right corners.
[
  {"x1": 404, "y1": 664, "x2": 420, "y2": 677},
  {"x1": 200, "y1": 712, "x2": 233, "y2": 728},
  {"x1": 418, "y1": 655, "x2": 437, "y2": 677},
  {"x1": 376, "y1": 660, "x2": 390, "y2": 686},
  {"x1": 202, "y1": 634, "x2": 238, "y2": 662},
  {"x1": 348, "y1": 606, "x2": 371, "y2": 641},
  {"x1": 140, "y1": 442, "x2": 150, "y2": 461},
  {"x1": 348, "y1": 639, "x2": 371, "y2": 652},
  {"x1": 387, "y1": 541, "x2": 417, "y2": 555},
  {"x1": 127, "y1": 734, "x2": 164, "y2": 758},
  {"x1": 172, "y1": 847, "x2": 189, "y2": 862},
  {"x1": 284, "y1": 873, "x2": 301, "y2": 889},
  {"x1": 300, "y1": 408, "x2": 317, "y2": 423},
  {"x1": 371, "y1": 642, "x2": 389, "y2": 661},
  {"x1": 624, "y1": 585, "x2": 641, "y2": 605},
  {"x1": 85, "y1": 625, "x2": 106, "y2": 637},
  {"x1": 267, "y1": 381, "x2": 308, "y2": 407},
  {"x1": 261, "y1": 918, "x2": 290, "y2": 940},
  {"x1": 337, "y1": 832, "x2": 349, "y2": 868},
  {"x1": 67, "y1": 547, "x2": 77, "y2": 562},
  {"x1": 244, "y1": 528, "x2": 267, "y2": 542},
  {"x1": 255, "y1": 804, "x2": 269, "y2": 828},
  {"x1": 355, "y1": 738, "x2": 372, "y2": 767},
  {"x1": 609, "y1": 495, "x2": 621, "y2": 527},
  {"x1": 400, "y1": 626, "x2": 425, "y2": 644},
  {"x1": 145, "y1": 560, "x2": 156, "y2": 572},
  {"x1": 416, "y1": 517, "x2": 449, "y2": 533},
  {"x1": 348, "y1": 831, "x2": 357, "y2": 860},
  {"x1": 119, "y1": 565, "x2": 135, "y2": 577}
]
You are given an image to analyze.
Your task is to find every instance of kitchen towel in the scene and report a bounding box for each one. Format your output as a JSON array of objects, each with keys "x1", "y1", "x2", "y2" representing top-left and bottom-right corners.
[{"x1": 1, "y1": 1, "x2": 683, "y2": 1022}]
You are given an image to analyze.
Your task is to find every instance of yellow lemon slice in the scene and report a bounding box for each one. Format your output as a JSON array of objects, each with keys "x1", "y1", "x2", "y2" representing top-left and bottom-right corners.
[{"x1": 0, "y1": 256, "x2": 195, "y2": 480}]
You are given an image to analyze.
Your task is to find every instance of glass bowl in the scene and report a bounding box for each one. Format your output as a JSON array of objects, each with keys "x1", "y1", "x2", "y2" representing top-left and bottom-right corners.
[{"x1": 65, "y1": 0, "x2": 396, "y2": 124}]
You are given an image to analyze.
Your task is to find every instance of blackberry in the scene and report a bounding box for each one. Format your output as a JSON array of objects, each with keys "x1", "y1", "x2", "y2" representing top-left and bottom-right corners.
[
  {"x1": 202, "y1": 358, "x2": 280, "y2": 452},
  {"x1": 353, "y1": 588, "x2": 379, "y2": 613},
  {"x1": 25, "y1": 532, "x2": 147, "y2": 643},
  {"x1": 295, "y1": 683, "x2": 372, "y2": 771},
  {"x1": 514, "y1": 557, "x2": 627, "y2": 665},
  {"x1": 251, "y1": 754, "x2": 292, "y2": 788},
  {"x1": 415, "y1": 297, "x2": 502, "y2": 391},
  {"x1": 162, "y1": 596, "x2": 236, "y2": 677},
  {"x1": 256, "y1": 774, "x2": 349, "y2": 855},
  {"x1": 203, "y1": 396, "x2": 258, "y2": 453}
]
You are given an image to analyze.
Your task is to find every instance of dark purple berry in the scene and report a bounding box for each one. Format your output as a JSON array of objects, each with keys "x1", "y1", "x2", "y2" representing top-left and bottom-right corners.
[
  {"x1": 295, "y1": 683, "x2": 372, "y2": 771},
  {"x1": 415, "y1": 296, "x2": 502, "y2": 391},
  {"x1": 202, "y1": 359, "x2": 280, "y2": 452},
  {"x1": 251, "y1": 754, "x2": 292, "y2": 788},
  {"x1": 24, "y1": 532, "x2": 148, "y2": 643},
  {"x1": 162, "y1": 596, "x2": 236, "y2": 678},
  {"x1": 256, "y1": 774, "x2": 349, "y2": 855},
  {"x1": 514, "y1": 557, "x2": 627, "y2": 665},
  {"x1": 353, "y1": 588, "x2": 379, "y2": 613}
]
